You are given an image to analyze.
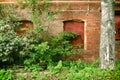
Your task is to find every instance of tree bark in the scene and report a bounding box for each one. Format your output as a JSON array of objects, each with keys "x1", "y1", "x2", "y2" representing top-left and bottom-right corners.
[{"x1": 100, "y1": 0, "x2": 115, "y2": 69}]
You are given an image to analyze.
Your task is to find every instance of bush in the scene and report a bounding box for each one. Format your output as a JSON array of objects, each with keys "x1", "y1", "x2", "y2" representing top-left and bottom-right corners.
[
  {"x1": 0, "y1": 3, "x2": 26, "y2": 65},
  {"x1": 109, "y1": 64, "x2": 120, "y2": 80},
  {"x1": 0, "y1": 69, "x2": 13, "y2": 80},
  {"x1": 23, "y1": 32, "x2": 79, "y2": 69},
  {"x1": 0, "y1": 20, "x2": 25, "y2": 64},
  {"x1": 48, "y1": 32, "x2": 78, "y2": 62},
  {"x1": 0, "y1": 0, "x2": 81, "y2": 68},
  {"x1": 24, "y1": 42, "x2": 50, "y2": 65},
  {"x1": 0, "y1": 0, "x2": 56, "y2": 66}
]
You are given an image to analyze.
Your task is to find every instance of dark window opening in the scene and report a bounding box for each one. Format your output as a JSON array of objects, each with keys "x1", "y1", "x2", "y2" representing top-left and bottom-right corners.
[
  {"x1": 15, "y1": 20, "x2": 33, "y2": 35},
  {"x1": 115, "y1": 11, "x2": 120, "y2": 15},
  {"x1": 115, "y1": 11, "x2": 120, "y2": 40}
]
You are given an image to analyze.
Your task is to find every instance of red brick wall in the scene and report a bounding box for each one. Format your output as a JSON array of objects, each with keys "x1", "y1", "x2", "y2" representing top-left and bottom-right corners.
[
  {"x1": 48, "y1": 1, "x2": 101, "y2": 62},
  {"x1": 49, "y1": 1, "x2": 120, "y2": 62},
  {"x1": 0, "y1": 0, "x2": 120, "y2": 62}
]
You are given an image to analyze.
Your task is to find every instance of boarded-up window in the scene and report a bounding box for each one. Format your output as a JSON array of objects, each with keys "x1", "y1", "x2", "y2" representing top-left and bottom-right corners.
[{"x1": 63, "y1": 20, "x2": 84, "y2": 47}]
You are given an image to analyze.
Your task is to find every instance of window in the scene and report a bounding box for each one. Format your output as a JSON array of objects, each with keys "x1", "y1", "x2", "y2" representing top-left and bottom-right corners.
[
  {"x1": 115, "y1": 11, "x2": 120, "y2": 40},
  {"x1": 63, "y1": 20, "x2": 84, "y2": 48}
]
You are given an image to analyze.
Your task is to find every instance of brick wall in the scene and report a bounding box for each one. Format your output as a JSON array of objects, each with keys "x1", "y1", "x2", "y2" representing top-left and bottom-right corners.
[
  {"x1": 0, "y1": 0, "x2": 120, "y2": 63},
  {"x1": 49, "y1": 1, "x2": 101, "y2": 62},
  {"x1": 49, "y1": 0, "x2": 120, "y2": 62}
]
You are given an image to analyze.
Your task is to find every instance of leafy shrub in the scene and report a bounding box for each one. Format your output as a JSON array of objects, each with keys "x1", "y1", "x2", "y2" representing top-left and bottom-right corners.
[
  {"x1": 109, "y1": 64, "x2": 120, "y2": 80},
  {"x1": 48, "y1": 60, "x2": 110, "y2": 80},
  {"x1": 49, "y1": 32, "x2": 79, "y2": 61},
  {"x1": 0, "y1": 3, "x2": 27, "y2": 65},
  {"x1": 65, "y1": 60, "x2": 120, "y2": 80},
  {"x1": 0, "y1": 20, "x2": 25, "y2": 64},
  {"x1": 0, "y1": 0, "x2": 81, "y2": 68},
  {"x1": 24, "y1": 42, "x2": 50, "y2": 66},
  {"x1": 23, "y1": 32, "x2": 79, "y2": 69},
  {"x1": 0, "y1": 0, "x2": 56, "y2": 66},
  {"x1": 24, "y1": 64, "x2": 44, "y2": 71},
  {"x1": 0, "y1": 69, "x2": 13, "y2": 80},
  {"x1": 49, "y1": 60, "x2": 63, "y2": 74}
]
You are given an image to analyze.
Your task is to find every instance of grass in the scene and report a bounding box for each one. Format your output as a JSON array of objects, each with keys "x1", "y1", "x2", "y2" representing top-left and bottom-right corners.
[{"x1": 0, "y1": 60, "x2": 120, "y2": 80}]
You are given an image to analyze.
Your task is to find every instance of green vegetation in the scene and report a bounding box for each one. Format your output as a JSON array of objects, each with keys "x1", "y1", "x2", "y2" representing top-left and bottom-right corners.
[
  {"x1": 0, "y1": 0, "x2": 80, "y2": 66},
  {"x1": 0, "y1": 69, "x2": 13, "y2": 80},
  {"x1": 0, "y1": 0, "x2": 120, "y2": 80},
  {"x1": 0, "y1": 60, "x2": 120, "y2": 80},
  {"x1": 0, "y1": 4, "x2": 23, "y2": 64}
]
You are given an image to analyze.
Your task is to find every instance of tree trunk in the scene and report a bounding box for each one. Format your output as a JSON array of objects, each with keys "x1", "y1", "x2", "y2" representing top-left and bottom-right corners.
[{"x1": 100, "y1": 0, "x2": 115, "y2": 69}]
